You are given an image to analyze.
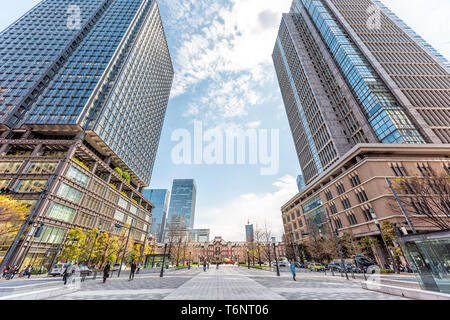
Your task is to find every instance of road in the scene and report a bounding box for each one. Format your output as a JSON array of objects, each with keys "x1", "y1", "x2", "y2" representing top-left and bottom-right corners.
[{"x1": 49, "y1": 265, "x2": 408, "y2": 300}]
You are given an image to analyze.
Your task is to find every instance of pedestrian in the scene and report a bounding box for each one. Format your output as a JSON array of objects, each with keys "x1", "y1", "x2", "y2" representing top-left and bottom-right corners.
[
  {"x1": 39, "y1": 265, "x2": 44, "y2": 275},
  {"x1": 2, "y1": 266, "x2": 8, "y2": 278},
  {"x1": 203, "y1": 260, "x2": 207, "y2": 272},
  {"x1": 9, "y1": 266, "x2": 17, "y2": 280},
  {"x1": 216, "y1": 263, "x2": 219, "y2": 270},
  {"x1": 27, "y1": 266, "x2": 33, "y2": 278},
  {"x1": 207, "y1": 262, "x2": 210, "y2": 270},
  {"x1": 290, "y1": 260, "x2": 297, "y2": 281},
  {"x1": 103, "y1": 262, "x2": 111, "y2": 283},
  {"x1": 62, "y1": 263, "x2": 72, "y2": 285},
  {"x1": 129, "y1": 260, "x2": 137, "y2": 281},
  {"x1": 137, "y1": 263, "x2": 141, "y2": 274}
]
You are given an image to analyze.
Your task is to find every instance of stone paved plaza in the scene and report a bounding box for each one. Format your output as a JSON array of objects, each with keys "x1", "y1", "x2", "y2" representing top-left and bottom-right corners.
[{"x1": 49, "y1": 266, "x2": 407, "y2": 300}]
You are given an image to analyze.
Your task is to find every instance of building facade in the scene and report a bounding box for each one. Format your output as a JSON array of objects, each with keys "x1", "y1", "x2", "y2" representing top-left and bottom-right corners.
[
  {"x1": 297, "y1": 174, "x2": 306, "y2": 192},
  {"x1": 166, "y1": 179, "x2": 197, "y2": 230},
  {"x1": 142, "y1": 189, "x2": 170, "y2": 243},
  {"x1": 281, "y1": 144, "x2": 450, "y2": 266},
  {"x1": 0, "y1": 0, "x2": 173, "y2": 269},
  {"x1": 245, "y1": 224, "x2": 254, "y2": 243},
  {"x1": 189, "y1": 229, "x2": 210, "y2": 243},
  {"x1": 274, "y1": 0, "x2": 450, "y2": 265}
]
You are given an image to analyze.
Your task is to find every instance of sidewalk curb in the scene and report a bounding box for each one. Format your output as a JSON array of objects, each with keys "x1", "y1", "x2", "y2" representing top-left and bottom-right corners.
[{"x1": 361, "y1": 282, "x2": 450, "y2": 300}]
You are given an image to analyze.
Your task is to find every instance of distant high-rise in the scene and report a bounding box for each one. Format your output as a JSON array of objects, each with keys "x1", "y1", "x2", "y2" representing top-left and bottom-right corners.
[
  {"x1": 0, "y1": 0, "x2": 173, "y2": 269},
  {"x1": 273, "y1": 0, "x2": 449, "y2": 186},
  {"x1": 142, "y1": 189, "x2": 170, "y2": 243},
  {"x1": 296, "y1": 175, "x2": 305, "y2": 192},
  {"x1": 167, "y1": 179, "x2": 197, "y2": 230},
  {"x1": 245, "y1": 224, "x2": 254, "y2": 243}
]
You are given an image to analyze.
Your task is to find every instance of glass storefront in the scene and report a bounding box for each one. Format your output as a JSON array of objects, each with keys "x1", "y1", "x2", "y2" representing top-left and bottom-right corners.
[
  {"x1": 144, "y1": 254, "x2": 173, "y2": 269},
  {"x1": 398, "y1": 231, "x2": 450, "y2": 294}
]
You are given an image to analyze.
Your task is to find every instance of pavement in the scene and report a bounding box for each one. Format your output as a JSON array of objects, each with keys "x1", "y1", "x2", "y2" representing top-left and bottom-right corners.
[{"x1": 48, "y1": 265, "x2": 408, "y2": 300}]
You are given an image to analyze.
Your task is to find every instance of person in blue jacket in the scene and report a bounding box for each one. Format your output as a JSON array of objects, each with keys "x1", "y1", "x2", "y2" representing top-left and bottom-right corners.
[{"x1": 290, "y1": 260, "x2": 297, "y2": 281}]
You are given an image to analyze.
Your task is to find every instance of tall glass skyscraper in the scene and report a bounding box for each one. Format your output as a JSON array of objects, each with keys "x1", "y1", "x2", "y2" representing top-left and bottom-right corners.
[
  {"x1": 273, "y1": 0, "x2": 449, "y2": 185},
  {"x1": 167, "y1": 179, "x2": 197, "y2": 230},
  {"x1": 142, "y1": 189, "x2": 169, "y2": 243},
  {"x1": 0, "y1": 0, "x2": 173, "y2": 269}
]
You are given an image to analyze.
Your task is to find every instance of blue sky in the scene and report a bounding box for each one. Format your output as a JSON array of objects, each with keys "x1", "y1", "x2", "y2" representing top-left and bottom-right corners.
[{"x1": 1, "y1": 0, "x2": 449, "y2": 241}]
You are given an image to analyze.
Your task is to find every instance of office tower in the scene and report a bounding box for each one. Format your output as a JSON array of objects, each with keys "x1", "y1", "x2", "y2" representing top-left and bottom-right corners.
[
  {"x1": 273, "y1": 0, "x2": 450, "y2": 186},
  {"x1": 142, "y1": 189, "x2": 170, "y2": 243},
  {"x1": 296, "y1": 174, "x2": 305, "y2": 192},
  {"x1": 189, "y1": 229, "x2": 210, "y2": 243},
  {"x1": 166, "y1": 179, "x2": 197, "y2": 230},
  {"x1": 275, "y1": 0, "x2": 450, "y2": 267},
  {"x1": 245, "y1": 224, "x2": 254, "y2": 243},
  {"x1": 0, "y1": 0, "x2": 173, "y2": 269}
]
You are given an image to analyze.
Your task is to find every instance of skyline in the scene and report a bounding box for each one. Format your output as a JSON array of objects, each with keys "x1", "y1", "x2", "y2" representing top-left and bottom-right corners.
[{"x1": 1, "y1": 0, "x2": 449, "y2": 242}]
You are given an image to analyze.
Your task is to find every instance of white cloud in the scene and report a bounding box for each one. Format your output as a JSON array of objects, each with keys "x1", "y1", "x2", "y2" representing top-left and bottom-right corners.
[
  {"x1": 164, "y1": 0, "x2": 291, "y2": 125},
  {"x1": 195, "y1": 175, "x2": 298, "y2": 241}
]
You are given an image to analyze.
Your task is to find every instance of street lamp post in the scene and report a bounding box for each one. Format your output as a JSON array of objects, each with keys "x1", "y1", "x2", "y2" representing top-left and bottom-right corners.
[
  {"x1": 290, "y1": 231, "x2": 299, "y2": 262},
  {"x1": 160, "y1": 243, "x2": 168, "y2": 277},
  {"x1": 386, "y1": 177, "x2": 417, "y2": 234},
  {"x1": 370, "y1": 208, "x2": 399, "y2": 274},
  {"x1": 188, "y1": 250, "x2": 192, "y2": 270},
  {"x1": 117, "y1": 219, "x2": 135, "y2": 278},
  {"x1": 272, "y1": 239, "x2": 280, "y2": 277}
]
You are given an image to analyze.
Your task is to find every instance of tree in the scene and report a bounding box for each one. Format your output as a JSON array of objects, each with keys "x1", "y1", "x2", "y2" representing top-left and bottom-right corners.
[
  {"x1": 359, "y1": 236, "x2": 379, "y2": 261},
  {"x1": 381, "y1": 221, "x2": 405, "y2": 264},
  {"x1": 115, "y1": 227, "x2": 134, "y2": 264},
  {"x1": 78, "y1": 228, "x2": 99, "y2": 263},
  {"x1": 0, "y1": 196, "x2": 29, "y2": 239},
  {"x1": 261, "y1": 223, "x2": 273, "y2": 267},
  {"x1": 339, "y1": 232, "x2": 362, "y2": 258},
  {"x1": 390, "y1": 172, "x2": 450, "y2": 230},
  {"x1": 94, "y1": 233, "x2": 119, "y2": 267},
  {"x1": 59, "y1": 228, "x2": 86, "y2": 263}
]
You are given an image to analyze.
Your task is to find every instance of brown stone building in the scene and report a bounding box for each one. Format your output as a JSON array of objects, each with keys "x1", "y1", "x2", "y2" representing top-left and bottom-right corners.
[{"x1": 281, "y1": 144, "x2": 450, "y2": 265}]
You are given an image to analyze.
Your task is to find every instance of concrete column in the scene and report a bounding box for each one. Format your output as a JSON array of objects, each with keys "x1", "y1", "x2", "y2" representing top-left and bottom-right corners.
[
  {"x1": 0, "y1": 143, "x2": 10, "y2": 156},
  {"x1": 31, "y1": 144, "x2": 43, "y2": 157}
]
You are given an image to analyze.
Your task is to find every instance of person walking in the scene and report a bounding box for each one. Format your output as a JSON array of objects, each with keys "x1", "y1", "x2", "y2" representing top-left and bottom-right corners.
[
  {"x1": 290, "y1": 260, "x2": 297, "y2": 281},
  {"x1": 137, "y1": 263, "x2": 141, "y2": 274},
  {"x1": 2, "y1": 266, "x2": 8, "y2": 278},
  {"x1": 103, "y1": 262, "x2": 111, "y2": 283},
  {"x1": 27, "y1": 266, "x2": 33, "y2": 279},
  {"x1": 216, "y1": 262, "x2": 219, "y2": 270},
  {"x1": 203, "y1": 260, "x2": 207, "y2": 272},
  {"x1": 129, "y1": 260, "x2": 137, "y2": 281},
  {"x1": 62, "y1": 263, "x2": 72, "y2": 285}
]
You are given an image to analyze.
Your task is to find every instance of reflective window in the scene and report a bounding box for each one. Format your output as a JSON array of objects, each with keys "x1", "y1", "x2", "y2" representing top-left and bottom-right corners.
[
  {"x1": 14, "y1": 180, "x2": 47, "y2": 193},
  {"x1": 46, "y1": 202, "x2": 76, "y2": 223},
  {"x1": 56, "y1": 183, "x2": 83, "y2": 204},
  {"x1": 66, "y1": 165, "x2": 90, "y2": 186},
  {"x1": 0, "y1": 162, "x2": 23, "y2": 174},
  {"x1": 25, "y1": 162, "x2": 58, "y2": 174}
]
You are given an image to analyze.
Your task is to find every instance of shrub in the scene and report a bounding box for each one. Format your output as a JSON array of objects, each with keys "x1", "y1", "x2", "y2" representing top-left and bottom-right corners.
[
  {"x1": 380, "y1": 269, "x2": 395, "y2": 274},
  {"x1": 122, "y1": 172, "x2": 131, "y2": 184},
  {"x1": 72, "y1": 157, "x2": 89, "y2": 171},
  {"x1": 114, "y1": 167, "x2": 123, "y2": 177}
]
